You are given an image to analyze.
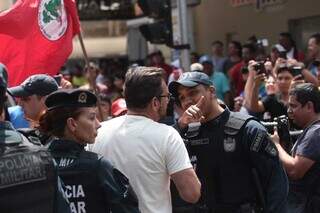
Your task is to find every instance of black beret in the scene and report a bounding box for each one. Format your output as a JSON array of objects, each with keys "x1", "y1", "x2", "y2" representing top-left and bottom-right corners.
[{"x1": 45, "y1": 89, "x2": 97, "y2": 111}]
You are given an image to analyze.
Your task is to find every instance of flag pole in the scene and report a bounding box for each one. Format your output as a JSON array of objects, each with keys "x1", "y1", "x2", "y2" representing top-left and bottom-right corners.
[
  {"x1": 77, "y1": 31, "x2": 90, "y2": 70},
  {"x1": 77, "y1": 31, "x2": 105, "y2": 121}
]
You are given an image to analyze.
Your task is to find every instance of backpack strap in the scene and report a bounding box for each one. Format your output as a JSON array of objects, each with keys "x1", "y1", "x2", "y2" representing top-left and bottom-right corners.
[{"x1": 224, "y1": 112, "x2": 257, "y2": 136}]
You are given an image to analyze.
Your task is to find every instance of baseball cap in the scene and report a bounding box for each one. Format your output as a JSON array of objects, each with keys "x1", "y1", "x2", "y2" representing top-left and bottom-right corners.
[
  {"x1": 0, "y1": 63, "x2": 8, "y2": 89},
  {"x1": 199, "y1": 55, "x2": 213, "y2": 65},
  {"x1": 169, "y1": 72, "x2": 213, "y2": 97},
  {"x1": 8, "y1": 74, "x2": 58, "y2": 97},
  {"x1": 111, "y1": 98, "x2": 127, "y2": 117},
  {"x1": 190, "y1": 63, "x2": 204, "y2": 72}
]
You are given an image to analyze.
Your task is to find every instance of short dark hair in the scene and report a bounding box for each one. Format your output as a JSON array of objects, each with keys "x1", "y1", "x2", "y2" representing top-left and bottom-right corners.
[
  {"x1": 242, "y1": 43, "x2": 257, "y2": 54},
  {"x1": 124, "y1": 66, "x2": 163, "y2": 109},
  {"x1": 230, "y1": 41, "x2": 242, "y2": 57},
  {"x1": 98, "y1": 93, "x2": 111, "y2": 105},
  {"x1": 279, "y1": 32, "x2": 296, "y2": 47},
  {"x1": 310, "y1": 33, "x2": 320, "y2": 45},
  {"x1": 289, "y1": 83, "x2": 320, "y2": 113},
  {"x1": 276, "y1": 66, "x2": 291, "y2": 76},
  {"x1": 280, "y1": 32, "x2": 292, "y2": 39},
  {"x1": 211, "y1": 40, "x2": 223, "y2": 46}
]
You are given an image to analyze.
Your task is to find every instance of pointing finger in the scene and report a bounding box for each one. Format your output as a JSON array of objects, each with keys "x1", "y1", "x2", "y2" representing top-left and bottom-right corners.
[{"x1": 195, "y1": 96, "x2": 205, "y2": 108}]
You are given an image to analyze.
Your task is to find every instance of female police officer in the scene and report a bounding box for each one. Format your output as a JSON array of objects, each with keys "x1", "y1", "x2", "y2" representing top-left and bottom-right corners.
[{"x1": 39, "y1": 89, "x2": 139, "y2": 213}]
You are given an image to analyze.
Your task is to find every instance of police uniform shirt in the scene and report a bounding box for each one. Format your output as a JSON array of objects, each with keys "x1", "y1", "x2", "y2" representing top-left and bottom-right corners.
[
  {"x1": 48, "y1": 139, "x2": 139, "y2": 213},
  {"x1": 177, "y1": 107, "x2": 288, "y2": 213},
  {"x1": 0, "y1": 121, "x2": 71, "y2": 213}
]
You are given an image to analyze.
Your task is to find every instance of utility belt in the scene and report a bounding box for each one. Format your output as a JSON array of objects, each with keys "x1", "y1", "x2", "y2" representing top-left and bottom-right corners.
[{"x1": 173, "y1": 203, "x2": 263, "y2": 213}]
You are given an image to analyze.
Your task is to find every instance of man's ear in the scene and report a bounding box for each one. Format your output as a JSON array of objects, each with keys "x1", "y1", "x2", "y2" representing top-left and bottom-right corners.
[
  {"x1": 40, "y1": 96, "x2": 47, "y2": 105},
  {"x1": 66, "y1": 117, "x2": 77, "y2": 133},
  {"x1": 306, "y1": 101, "x2": 315, "y2": 112},
  {"x1": 151, "y1": 97, "x2": 160, "y2": 111},
  {"x1": 209, "y1": 86, "x2": 216, "y2": 98}
]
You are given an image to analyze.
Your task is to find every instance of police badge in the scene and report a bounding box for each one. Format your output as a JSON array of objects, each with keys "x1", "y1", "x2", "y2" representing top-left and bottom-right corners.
[
  {"x1": 223, "y1": 137, "x2": 236, "y2": 152},
  {"x1": 78, "y1": 92, "x2": 87, "y2": 103}
]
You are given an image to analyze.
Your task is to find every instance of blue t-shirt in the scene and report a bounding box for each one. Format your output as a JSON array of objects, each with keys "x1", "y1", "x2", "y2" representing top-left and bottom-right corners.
[
  {"x1": 288, "y1": 121, "x2": 320, "y2": 212},
  {"x1": 8, "y1": 105, "x2": 29, "y2": 128},
  {"x1": 212, "y1": 56, "x2": 227, "y2": 73},
  {"x1": 210, "y1": 71, "x2": 230, "y2": 100}
]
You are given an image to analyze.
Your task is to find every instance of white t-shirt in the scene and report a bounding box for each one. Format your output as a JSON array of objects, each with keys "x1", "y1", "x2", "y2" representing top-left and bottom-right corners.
[{"x1": 91, "y1": 115, "x2": 192, "y2": 213}]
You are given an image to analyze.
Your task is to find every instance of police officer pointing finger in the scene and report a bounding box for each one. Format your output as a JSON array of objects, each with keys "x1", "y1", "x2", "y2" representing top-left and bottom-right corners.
[{"x1": 169, "y1": 72, "x2": 288, "y2": 213}]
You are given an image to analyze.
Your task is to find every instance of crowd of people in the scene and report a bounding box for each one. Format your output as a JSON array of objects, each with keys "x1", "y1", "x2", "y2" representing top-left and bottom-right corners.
[{"x1": 0, "y1": 31, "x2": 320, "y2": 213}]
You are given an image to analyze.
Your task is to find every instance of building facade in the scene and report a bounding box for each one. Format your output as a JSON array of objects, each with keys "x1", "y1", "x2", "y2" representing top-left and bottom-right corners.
[{"x1": 193, "y1": 0, "x2": 320, "y2": 55}]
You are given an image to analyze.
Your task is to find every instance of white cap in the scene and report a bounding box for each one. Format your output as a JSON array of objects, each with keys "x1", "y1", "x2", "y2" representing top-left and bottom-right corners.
[{"x1": 190, "y1": 63, "x2": 204, "y2": 72}]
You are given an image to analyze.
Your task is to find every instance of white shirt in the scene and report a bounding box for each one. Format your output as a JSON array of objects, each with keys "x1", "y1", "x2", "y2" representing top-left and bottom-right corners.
[
  {"x1": 286, "y1": 47, "x2": 294, "y2": 59},
  {"x1": 91, "y1": 115, "x2": 192, "y2": 213}
]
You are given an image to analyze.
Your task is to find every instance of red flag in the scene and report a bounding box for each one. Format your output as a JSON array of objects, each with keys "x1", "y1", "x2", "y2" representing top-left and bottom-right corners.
[{"x1": 0, "y1": 0, "x2": 80, "y2": 86}]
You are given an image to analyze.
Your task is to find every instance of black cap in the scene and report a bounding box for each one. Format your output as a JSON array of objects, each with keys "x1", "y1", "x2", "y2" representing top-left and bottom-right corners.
[
  {"x1": 169, "y1": 72, "x2": 213, "y2": 97},
  {"x1": 45, "y1": 89, "x2": 97, "y2": 111},
  {"x1": 8, "y1": 74, "x2": 58, "y2": 97},
  {"x1": 0, "y1": 63, "x2": 8, "y2": 89}
]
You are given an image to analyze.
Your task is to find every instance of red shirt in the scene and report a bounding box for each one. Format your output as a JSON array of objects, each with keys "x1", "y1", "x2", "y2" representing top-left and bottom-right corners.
[{"x1": 229, "y1": 61, "x2": 245, "y2": 96}]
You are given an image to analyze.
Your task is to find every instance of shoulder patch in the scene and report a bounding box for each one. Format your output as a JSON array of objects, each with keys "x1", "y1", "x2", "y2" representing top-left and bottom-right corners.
[{"x1": 224, "y1": 137, "x2": 236, "y2": 152}]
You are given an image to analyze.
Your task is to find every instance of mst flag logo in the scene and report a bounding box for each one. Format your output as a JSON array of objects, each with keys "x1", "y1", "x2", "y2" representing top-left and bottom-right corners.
[{"x1": 38, "y1": 0, "x2": 68, "y2": 41}]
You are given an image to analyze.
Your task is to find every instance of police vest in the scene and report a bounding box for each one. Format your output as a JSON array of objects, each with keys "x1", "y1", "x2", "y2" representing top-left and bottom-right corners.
[
  {"x1": 0, "y1": 136, "x2": 57, "y2": 212},
  {"x1": 186, "y1": 112, "x2": 261, "y2": 211},
  {"x1": 51, "y1": 149, "x2": 111, "y2": 213},
  {"x1": 18, "y1": 128, "x2": 52, "y2": 146}
]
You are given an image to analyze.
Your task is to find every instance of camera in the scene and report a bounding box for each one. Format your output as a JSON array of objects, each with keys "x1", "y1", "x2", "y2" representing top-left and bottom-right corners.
[
  {"x1": 241, "y1": 66, "x2": 249, "y2": 74},
  {"x1": 253, "y1": 62, "x2": 266, "y2": 75},
  {"x1": 290, "y1": 66, "x2": 303, "y2": 78},
  {"x1": 261, "y1": 116, "x2": 292, "y2": 151},
  {"x1": 261, "y1": 116, "x2": 302, "y2": 152}
]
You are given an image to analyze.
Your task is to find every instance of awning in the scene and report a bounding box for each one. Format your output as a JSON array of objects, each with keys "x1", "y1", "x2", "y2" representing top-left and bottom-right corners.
[{"x1": 70, "y1": 36, "x2": 127, "y2": 58}]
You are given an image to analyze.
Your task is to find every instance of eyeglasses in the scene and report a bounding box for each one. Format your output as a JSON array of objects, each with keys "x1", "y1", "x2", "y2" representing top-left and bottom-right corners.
[{"x1": 158, "y1": 93, "x2": 173, "y2": 100}]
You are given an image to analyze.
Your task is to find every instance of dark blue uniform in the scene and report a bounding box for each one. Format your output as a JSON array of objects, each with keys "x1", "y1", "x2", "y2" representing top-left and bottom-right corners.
[
  {"x1": 48, "y1": 139, "x2": 139, "y2": 213},
  {"x1": 175, "y1": 108, "x2": 288, "y2": 213},
  {"x1": 0, "y1": 121, "x2": 70, "y2": 213}
]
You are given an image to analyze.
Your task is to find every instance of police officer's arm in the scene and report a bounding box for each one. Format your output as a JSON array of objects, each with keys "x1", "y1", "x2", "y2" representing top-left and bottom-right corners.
[
  {"x1": 244, "y1": 120, "x2": 288, "y2": 213},
  {"x1": 97, "y1": 158, "x2": 139, "y2": 213},
  {"x1": 171, "y1": 168, "x2": 201, "y2": 203},
  {"x1": 271, "y1": 129, "x2": 315, "y2": 180}
]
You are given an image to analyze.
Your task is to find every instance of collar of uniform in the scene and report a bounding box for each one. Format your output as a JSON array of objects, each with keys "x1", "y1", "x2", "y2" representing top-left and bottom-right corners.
[
  {"x1": 0, "y1": 121, "x2": 23, "y2": 145},
  {"x1": 203, "y1": 105, "x2": 230, "y2": 127},
  {"x1": 49, "y1": 139, "x2": 85, "y2": 152}
]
